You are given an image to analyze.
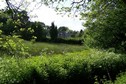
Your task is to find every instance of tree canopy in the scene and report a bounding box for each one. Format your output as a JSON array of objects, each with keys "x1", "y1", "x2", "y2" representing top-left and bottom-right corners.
[
  {"x1": 82, "y1": 0, "x2": 126, "y2": 52},
  {"x1": 3, "y1": 0, "x2": 126, "y2": 14}
]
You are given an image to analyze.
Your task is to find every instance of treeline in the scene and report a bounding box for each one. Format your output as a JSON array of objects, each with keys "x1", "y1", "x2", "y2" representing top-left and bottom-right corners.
[{"x1": 0, "y1": 9, "x2": 84, "y2": 45}]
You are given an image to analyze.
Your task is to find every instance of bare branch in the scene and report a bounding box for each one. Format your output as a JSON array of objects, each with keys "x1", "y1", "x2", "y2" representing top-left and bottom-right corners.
[{"x1": 72, "y1": 0, "x2": 84, "y2": 4}]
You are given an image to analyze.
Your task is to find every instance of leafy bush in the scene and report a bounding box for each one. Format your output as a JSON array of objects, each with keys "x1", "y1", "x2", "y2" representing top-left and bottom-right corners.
[
  {"x1": 0, "y1": 57, "x2": 33, "y2": 84},
  {"x1": 0, "y1": 33, "x2": 29, "y2": 57},
  {"x1": 0, "y1": 49, "x2": 126, "y2": 84},
  {"x1": 109, "y1": 72, "x2": 126, "y2": 84}
]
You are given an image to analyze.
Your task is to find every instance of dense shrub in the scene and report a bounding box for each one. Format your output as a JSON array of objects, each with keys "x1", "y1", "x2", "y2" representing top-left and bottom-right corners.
[
  {"x1": 54, "y1": 38, "x2": 84, "y2": 45},
  {"x1": 34, "y1": 38, "x2": 84, "y2": 45},
  {"x1": 0, "y1": 49, "x2": 126, "y2": 84},
  {"x1": 0, "y1": 58, "x2": 33, "y2": 84}
]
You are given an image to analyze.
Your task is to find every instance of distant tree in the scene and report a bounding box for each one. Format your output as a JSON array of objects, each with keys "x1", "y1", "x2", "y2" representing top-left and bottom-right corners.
[
  {"x1": 44, "y1": 25, "x2": 50, "y2": 38},
  {"x1": 49, "y1": 22, "x2": 58, "y2": 41},
  {"x1": 78, "y1": 29, "x2": 84, "y2": 37},
  {"x1": 58, "y1": 26, "x2": 69, "y2": 38},
  {"x1": 31, "y1": 22, "x2": 47, "y2": 41},
  {"x1": 71, "y1": 31, "x2": 79, "y2": 38}
]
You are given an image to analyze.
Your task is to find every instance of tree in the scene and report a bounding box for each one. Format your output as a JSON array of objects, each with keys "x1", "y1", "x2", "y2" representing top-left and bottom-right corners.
[
  {"x1": 0, "y1": 10, "x2": 14, "y2": 35},
  {"x1": 58, "y1": 26, "x2": 69, "y2": 38},
  {"x1": 49, "y1": 22, "x2": 58, "y2": 41},
  {"x1": 78, "y1": 29, "x2": 83, "y2": 37},
  {"x1": 31, "y1": 22, "x2": 47, "y2": 41},
  {"x1": 3, "y1": 0, "x2": 126, "y2": 23},
  {"x1": 71, "y1": 31, "x2": 79, "y2": 38},
  {"x1": 0, "y1": 9, "x2": 30, "y2": 36},
  {"x1": 83, "y1": 0, "x2": 126, "y2": 52},
  {"x1": 2, "y1": 0, "x2": 126, "y2": 23}
]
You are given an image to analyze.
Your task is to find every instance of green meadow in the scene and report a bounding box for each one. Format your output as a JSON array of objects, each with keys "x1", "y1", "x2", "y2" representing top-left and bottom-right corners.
[{"x1": 25, "y1": 41, "x2": 85, "y2": 56}]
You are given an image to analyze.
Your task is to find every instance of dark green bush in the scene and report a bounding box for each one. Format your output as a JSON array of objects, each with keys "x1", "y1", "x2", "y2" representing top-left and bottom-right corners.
[{"x1": 54, "y1": 38, "x2": 84, "y2": 45}]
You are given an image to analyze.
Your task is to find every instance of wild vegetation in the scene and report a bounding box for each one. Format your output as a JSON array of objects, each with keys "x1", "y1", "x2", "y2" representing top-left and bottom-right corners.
[
  {"x1": 0, "y1": 49, "x2": 126, "y2": 84},
  {"x1": 24, "y1": 41, "x2": 86, "y2": 56},
  {"x1": 0, "y1": 0, "x2": 126, "y2": 84}
]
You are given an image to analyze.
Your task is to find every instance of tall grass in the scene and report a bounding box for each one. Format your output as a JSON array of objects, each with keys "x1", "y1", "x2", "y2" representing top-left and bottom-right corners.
[{"x1": 24, "y1": 41, "x2": 86, "y2": 56}]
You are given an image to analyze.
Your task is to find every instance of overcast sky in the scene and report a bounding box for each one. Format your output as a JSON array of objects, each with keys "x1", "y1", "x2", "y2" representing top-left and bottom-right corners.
[{"x1": 0, "y1": 0, "x2": 84, "y2": 31}]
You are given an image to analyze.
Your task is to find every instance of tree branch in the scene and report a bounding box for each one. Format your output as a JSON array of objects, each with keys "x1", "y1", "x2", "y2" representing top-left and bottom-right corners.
[
  {"x1": 5, "y1": 0, "x2": 15, "y2": 19},
  {"x1": 72, "y1": 0, "x2": 84, "y2": 4}
]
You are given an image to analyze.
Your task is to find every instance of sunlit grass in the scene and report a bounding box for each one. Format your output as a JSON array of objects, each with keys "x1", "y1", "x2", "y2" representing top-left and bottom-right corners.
[{"x1": 24, "y1": 41, "x2": 86, "y2": 56}]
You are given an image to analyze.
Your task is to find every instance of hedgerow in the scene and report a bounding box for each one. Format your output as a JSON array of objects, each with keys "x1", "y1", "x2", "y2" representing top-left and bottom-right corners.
[{"x1": 0, "y1": 49, "x2": 126, "y2": 84}]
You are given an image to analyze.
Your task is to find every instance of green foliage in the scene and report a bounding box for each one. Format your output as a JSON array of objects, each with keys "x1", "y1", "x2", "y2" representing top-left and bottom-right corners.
[
  {"x1": 19, "y1": 21, "x2": 47, "y2": 41},
  {"x1": 31, "y1": 22, "x2": 47, "y2": 41},
  {"x1": 55, "y1": 38, "x2": 84, "y2": 45},
  {"x1": 82, "y1": 0, "x2": 126, "y2": 52},
  {"x1": 0, "y1": 9, "x2": 31, "y2": 57},
  {"x1": 0, "y1": 9, "x2": 48, "y2": 42},
  {"x1": 113, "y1": 73, "x2": 126, "y2": 84},
  {"x1": 0, "y1": 9, "x2": 30, "y2": 36},
  {"x1": 0, "y1": 35, "x2": 29, "y2": 56},
  {"x1": 1, "y1": 1, "x2": 126, "y2": 84},
  {"x1": 0, "y1": 49, "x2": 126, "y2": 83},
  {"x1": 0, "y1": 11, "x2": 14, "y2": 35},
  {"x1": 0, "y1": 57, "x2": 33, "y2": 84},
  {"x1": 103, "y1": 72, "x2": 126, "y2": 84}
]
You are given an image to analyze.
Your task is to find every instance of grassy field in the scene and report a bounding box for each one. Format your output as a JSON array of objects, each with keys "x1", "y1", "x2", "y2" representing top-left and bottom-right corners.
[{"x1": 24, "y1": 41, "x2": 86, "y2": 56}]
